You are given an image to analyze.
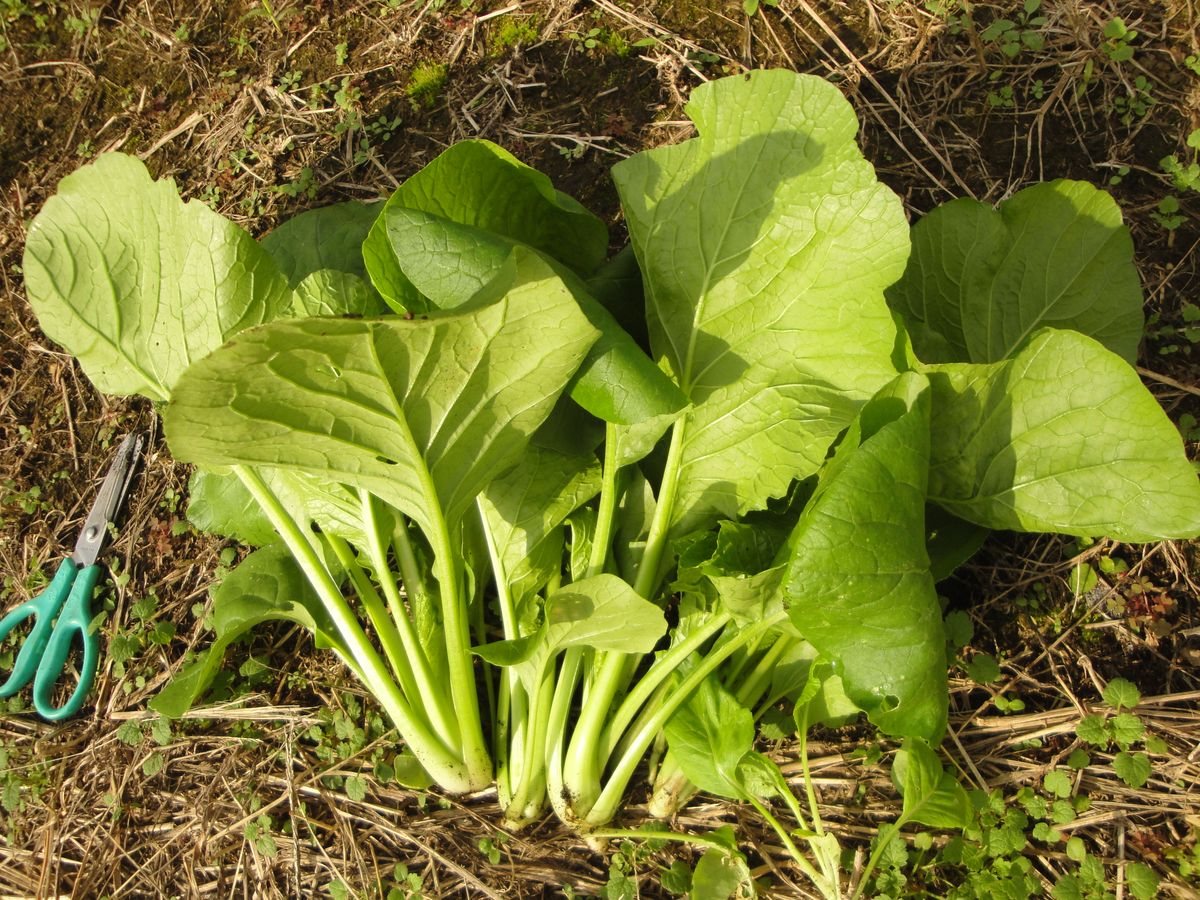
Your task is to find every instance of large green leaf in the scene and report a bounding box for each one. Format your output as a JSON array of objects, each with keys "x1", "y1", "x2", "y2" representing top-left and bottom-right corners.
[
  {"x1": 164, "y1": 249, "x2": 599, "y2": 535},
  {"x1": 149, "y1": 543, "x2": 345, "y2": 718},
  {"x1": 887, "y1": 180, "x2": 1144, "y2": 364},
  {"x1": 363, "y1": 140, "x2": 607, "y2": 310},
  {"x1": 23, "y1": 153, "x2": 292, "y2": 401},
  {"x1": 613, "y1": 70, "x2": 909, "y2": 535},
  {"x1": 478, "y1": 445, "x2": 603, "y2": 601},
  {"x1": 663, "y1": 674, "x2": 754, "y2": 799},
  {"x1": 359, "y1": 150, "x2": 685, "y2": 425},
  {"x1": 260, "y1": 200, "x2": 382, "y2": 286},
  {"x1": 784, "y1": 372, "x2": 947, "y2": 742},
  {"x1": 925, "y1": 328, "x2": 1200, "y2": 540}
]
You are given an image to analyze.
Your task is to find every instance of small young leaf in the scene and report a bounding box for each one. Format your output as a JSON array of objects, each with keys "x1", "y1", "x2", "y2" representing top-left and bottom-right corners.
[
  {"x1": 690, "y1": 848, "x2": 753, "y2": 900},
  {"x1": 142, "y1": 751, "x2": 165, "y2": 777},
  {"x1": 1068, "y1": 562, "x2": 1098, "y2": 595},
  {"x1": 943, "y1": 610, "x2": 974, "y2": 650},
  {"x1": 1043, "y1": 769, "x2": 1072, "y2": 799},
  {"x1": 966, "y1": 652, "x2": 1001, "y2": 684},
  {"x1": 1066, "y1": 836, "x2": 1087, "y2": 862},
  {"x1": 1113, "y1": 751, "x2": 1151, "y2": 788},
  {"x1": 1102, "y1": 677, "x2": 1141, "y2": 710},
  {"x1": 1125, "y1": 861, "x2": 1160, "y2": 899},
  {"x1": 659, "y1": 860, "x2": 693, "y2": 895},
  {"x1": 892, "y1": 737, "x2": 972, "y2": 829},
  {"x1": 1076, "y1": 714, "x2": 1110, "y2": 746},
  {"x1": 1110, "y1": 712, "x2": 1145, "y2": 747}
]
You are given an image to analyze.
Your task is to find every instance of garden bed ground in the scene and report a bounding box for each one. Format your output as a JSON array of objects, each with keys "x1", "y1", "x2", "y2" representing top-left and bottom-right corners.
[{"x1": 1, "y1": 0, "x2": 1198, "y2": 896}]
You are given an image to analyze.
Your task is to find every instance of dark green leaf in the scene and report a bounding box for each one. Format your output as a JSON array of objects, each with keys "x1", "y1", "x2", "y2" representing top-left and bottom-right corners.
[
  {"x1": 149, "y1": 544, "x2": 344, "y2": 718},
  {"x1": 664, "y1": 675, "x2": 754, "y2": 800},
  {"x1": 887, "y1": 180, "x2": 1143, "y2": 364},
  {"x1": 785, "y1": 373, "x2": 948, "y2": 741},
  {"x1": 260, "y1": 200, "x2": 382, "y2": 286}
]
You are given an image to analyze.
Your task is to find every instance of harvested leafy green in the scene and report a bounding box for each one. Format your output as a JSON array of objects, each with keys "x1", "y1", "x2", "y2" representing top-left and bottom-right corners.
[{"x1": 18, "y1": 67, "x2": 1200, "y2": 894}]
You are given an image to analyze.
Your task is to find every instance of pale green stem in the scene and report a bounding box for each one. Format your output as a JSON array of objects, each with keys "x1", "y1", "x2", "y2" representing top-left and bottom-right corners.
[
  {"x1": 563, "y1": 419, "x2": 689, "y2": 813},
  {"x1": 391, "y1": 515, "x2": 429, "y2": 608},
  {"x1": 360, "y1": 491, "x2": 460, "y2": 749},
  {"x1": 479, "y1": 499, "x2": 525, "y2": 800},
  {"x1": 426, "y1": 506, "x2": 492, "y2": 789},
  {"x1": 600, "y1": 614, "x2": 730, "y2": 761},
  {"x1": 796, "y1": 700, "x2": 824, "y2": 835},
  {"x1": 323, "y1": 535, "x2": 421, "y2": 704},
  {"x1": 745, "y1": 793, "x2": 835, "y2": 898},
  {"x1": 233, "y1": 466, "x2": 469, "y2": 791},
  {"x1": 585, "y1": 611, "x2": 785, "y2": 826},
  {"x1": 586, "y1": 422, "x2": 621, "y2": 577},
  {"x1": 545, "y1": 648, "x2": 583, "y2": 823},
  {"x1": 505, "y1": 665, "x2": 555, "y2": 825}
]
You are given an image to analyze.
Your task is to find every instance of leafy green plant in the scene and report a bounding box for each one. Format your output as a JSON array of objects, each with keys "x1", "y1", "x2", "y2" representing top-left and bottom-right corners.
[
  {"x1": 16, "y1": 71, "x2": 1200, "y2": 882},
  {"x1": 980, "y1": 0, "x2": 1046, "y2": 57},
  {"x1": 1101, "y1": 17, "x2": 1137, "y2": 62}
]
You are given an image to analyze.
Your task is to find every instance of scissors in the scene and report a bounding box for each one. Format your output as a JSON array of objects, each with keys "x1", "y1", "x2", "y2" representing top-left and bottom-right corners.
[{"x1": 0, "y1": 433, "x2": 143, "y2": 721}]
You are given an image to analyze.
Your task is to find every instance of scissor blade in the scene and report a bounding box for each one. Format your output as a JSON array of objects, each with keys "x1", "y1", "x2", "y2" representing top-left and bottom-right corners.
[{"x1": 72, "y1": 433, "x2": 144, "y2": 567}]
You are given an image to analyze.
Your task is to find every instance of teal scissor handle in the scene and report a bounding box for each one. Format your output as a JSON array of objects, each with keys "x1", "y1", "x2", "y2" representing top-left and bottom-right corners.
[{"x1": 0, "y1": 558, "x2": 101, "y2": 721}]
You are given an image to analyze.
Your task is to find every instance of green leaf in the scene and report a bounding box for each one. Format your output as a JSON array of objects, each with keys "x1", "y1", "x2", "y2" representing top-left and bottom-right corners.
[
  {"x1": 478, "y1": 445, "x2": 602, "y2": 601},
  {"x1": 785, "y1": 373, "x2": 948, "y2": 741},
  {"x1": 926, "y1": 505, "x2": 990, "y2": 581},
  {"x1": 660, "y1": 859, "x2": 694, "y2": 895},
  {"x1": 690, "y1": 848, "x2": 753, "y2": 900},
  {"x1": 585, "y1": 244, "x2": 650, "y2": 350},
  {"x1": 887, "y1": 180, "x2": 1144, "y2": 364},
  {"x1": 1110, "y1": 712, "x2": 1144, "y2": 747},
  {"x1": 1125, "y1": 862, "x2": 1160, "y2": 899},
  {"x1": 363, "y1": 139, "x2": 607, "y2": 310},
  {"x1": 186, "y1": 469, "x2": 277, "y2": 546},
  {"x1": 681, "y1": 519, "x2": 791, "y2": 622},
  {"x1": 23, "y1": 153, "x2": 292, "y2": 401},
  {"x1": 260, "y1": 200, "x2": 382, "y2": 286},
  {"x1": 149, "y1": 543, "x2": 345, "y2": 718},
  {"x1": 664, "y1": 675, "x2": 755, "y2": 799},
  {"x1": 290, "y1": 270, "x2": 387, "y2": 318},
  {"x1": 925, "y1": 329, "x2": 1200, "y2": 541},
  {"x1": 165, "y1": 249, "x2": 599, "y2": 535},
  {"x1": 511, "y1": 574, "x2": 667, "y2": 690},
  {"x1": 892, "y1": 737, "x2": 972, "y2": 828},
  {"x1": 1066, "y1": 836, "x2": 1087, "y2": 862},
  {"x1": 1043, "y1": 769, "x2": 1072, "y2": 799},
  {"x1": 1068, "y1": 562, "x2": 1098, "y2": 595},
  {"x1": 613, "y1": 69, "x2": 908, "y2": 536},
  {"x1": 1102, "y1": 677, "x2": 1141, "y2": 710},
  {"x1": 1113, "y1": 751, "x2": 1151, "y2": 788},
  {"x1": 1077, "y1": 714, "x2": 1110, "y2": 746},
  {"x1": 966, "y1": 652, "x2": 1001, "y2": 684},
  {"x1": 943, "y1": 610, "x2": 974, "y2": 650},
  {"x1": 359, "y1": 144, "x2": 685, "y2": 427}
]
